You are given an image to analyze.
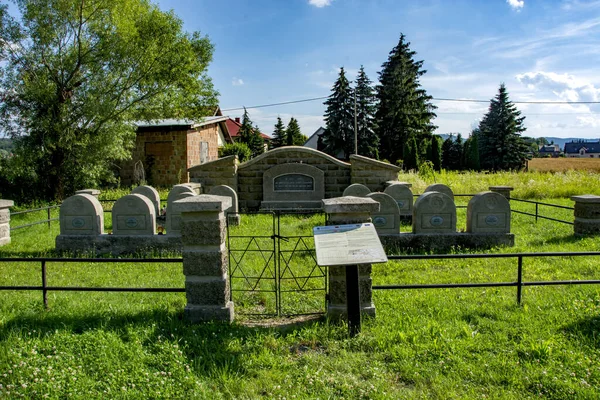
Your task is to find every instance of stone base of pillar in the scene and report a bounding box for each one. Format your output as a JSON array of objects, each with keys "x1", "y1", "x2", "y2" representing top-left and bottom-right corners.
[
  {"x1": 184, "y1": 302, "x2": 234, "y2": 323},
  {"x1": 327, "y1": 303, "x2": 376, "y2": 320},
  {"x1": 0, "y1": 237, "x2": 10, "y2": 246},
  {"x1": 574, "y1": 218, "x2": 600, "y2": 236}
]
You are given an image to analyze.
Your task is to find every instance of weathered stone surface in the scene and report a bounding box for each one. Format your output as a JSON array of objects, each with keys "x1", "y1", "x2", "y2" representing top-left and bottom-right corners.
[
  {"x1": 131, "y1": 185, "x2": 161, "y2": 216},
  {"x1": 342, "y1": 183, "x2": 371, "y2": 197},
  {"x1": 180, "y1": 217, "x2": 226, "y2": 246},
  {"x1": 489, "y1": 186, "x2": 514, "y2": 200},
  {"x1": 466, "y1": 191, "x2": 511, "y2": 234},
  {"x1": 379, "y1": 232, "x2": 515, "y2": 250},
  {"x1": 112, "y1": 194, "x2": 156, "y2": 235},
  {"x1": 184, "y1": 303, "x2": 234, "y2": 323},
  {"x1": 413, "y1": 192, "x2": 456, "y2": 234},
  {"x1": 424, "y1": 184, "x2": 454, "y2": 201},
  {"x1": 261, "y1": 163, "x2": 324, "y2": 210},
  {"x1": 185, "y1": 276, "x2": 229, "y2": 306},
  {"x1": 322, "y1": 196, "x2": 380, "y2": 214},
  {"x1": 172, "y1": 194, "x2": 231, "y2": 213},
  {"x1": 0, "y1": 209, "x2": 9, "y2": 224},
  {"x1": 384, "y1": 184, "x2": 414, "y2": 218},
  {"x1": 367, "y1": 192, "x2": 401, "y2": 234},
  {"x1": 0, "y1": 200, "x2": 15, "y2": 209},
  {"x1": 166, "y1": 191, "x2": 195, "y2": 235},
  {"x1": 183, "y1": 182, "x2": 202, "y2": 194},
  {"x1": 0, "y1": 224, "x2": 10, "y2": 246},
  {"x1": 75, "y1": 189, "x2": 101, "y2": 198},
  {"x1": 209, "y1": 185, "x2": 239, "y2": 216},
  {"x1": 329, "y1": 276, "x2": 373, "y2": 305},
  {"x1": 59, "y1": 194, "x2": 104, "y2": 235},
  {"x1": 55, "y1": 234, "x2": 182, "y2": 256},
  {"x1": 385, "y1": 181, "x2": 412, "y2": 189},
  {"x1": 572, "y1": 195, "x2": 600, "y2": 236},
  {"x1": 183, "y1": 249, "x2": 228, "y2": 276}
]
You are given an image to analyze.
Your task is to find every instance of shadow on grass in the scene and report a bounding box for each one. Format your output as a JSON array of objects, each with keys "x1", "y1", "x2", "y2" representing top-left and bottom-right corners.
[
  {"x1": 0, "y1": 306, "x2": 327, "y2": 378},
  {"x1": 563, "y1": 315, "x2": 600, "y2": 349},
  {"x1": 529, "y1": 233, "x2": 586, "y2": 247}
]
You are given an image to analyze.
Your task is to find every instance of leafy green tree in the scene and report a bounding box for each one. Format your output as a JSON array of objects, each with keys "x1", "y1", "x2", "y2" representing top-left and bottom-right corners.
[
  {"x1": 237, "y1": 108, "x2": 264, "y2": 158},
  {"x1": 285, "y1": 117, "x2": 305, "y2": 146},
  {"x1": 478, "y1": 84, "x2": 529, "y2": 171},
  {"x1": 430, "y1": 135, "x2": 442, "y2": 171},
  {"x1": 271, "y1": 117, "x2": 286, "y2": 148},
  {"x1": 441, "y1": 134, "x2": 463, "y2": 170},
  {"x1": 322, "y1": 67, "x2": 354, "y2": 159},
  {"x1": 376, "y1": 33, "x2": 437, "y2": 164},
  {"x1": 0, "y1": 0, "x2": 218, "y2": 200},
  {"x1": 219, "y1": 142, "x2": 251, "y2": 163},
  {"x1": 354, "y1": 66, "x2": 379, "y2": 158}
]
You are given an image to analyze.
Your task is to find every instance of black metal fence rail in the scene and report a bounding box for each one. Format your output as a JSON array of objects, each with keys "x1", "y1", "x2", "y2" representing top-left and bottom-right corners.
[
  {"x1": 0, "y1": 257, "x2": 183, "y2": 308},
  {"x1": 511, "y1": 198, "x2": 574, "y2": 225},
  {"x1": 375, "y1": 251, "x2": 600, "y2": 304},
  {"x1": 10, "y1": 205, "x2": 60, "y2": 231}
]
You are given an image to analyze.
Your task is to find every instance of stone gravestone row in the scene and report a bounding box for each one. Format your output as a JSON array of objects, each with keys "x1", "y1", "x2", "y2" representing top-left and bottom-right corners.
[
  {"x1": 424, "y1": 183, "x2": 454, "y2": 201},
  {"x1": 112, "y1": 194, "x2": 156, "y2": 235},
  {"x1": 383, "y1": 183, "x2": 413, "y2": 220},
  {"x1": 413, "y1": 192, "x2": 457, "y2": 234},
  {"x1": 466, "y1": 191, "x2": 510, "y2": 234},
  {"x1": 366, "y1": 192, "x2": 400, "y2": 234},
  {"x1": 60, "y1": 194, "x2": 105, "y2": 236},
  {"x1": 342, "y1": 183, "x2": 371, "y2": 197},
  {"x1": 0, "y1": 200, "x2": 14, "y2": 246}
]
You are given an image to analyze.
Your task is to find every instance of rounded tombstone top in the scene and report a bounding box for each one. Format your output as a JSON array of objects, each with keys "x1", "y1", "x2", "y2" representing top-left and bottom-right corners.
[
  {"x1": 384, "y1": 183, "x2": 413, "y2": 198},
  {"x1": 414, "y1": 191, "x2": 455, "y2": 213},
  {"x1": 209, "y1": 185, "x2": 238, "y2": 212},
  {"x1": 132, "y1": 185, "x2": 160, "y2": 202},
  {"x1": 61, "y1": 194, "x2": 103, "y2": 215},
  {"x1": 367, "y1": 192, "x2": 401, "y2": 213},
  {"x1": 167, "y1": 184, "x2": 195, "y2": 202},
  {"x1": 424, "y1": 184, "x2": 454, "y2": 200},
  {"x1": 59, "y1": 194, "x2": 104, "y2": 235},
  {"x1": 468, "y1": 191, "x2": 510, "y2": 211},
  {"x1": 113, "y1": 193, "x2": 155, "y2": 216},
  {"x1": 343, "y1": 183, "x2": 371, "y2": 197}
]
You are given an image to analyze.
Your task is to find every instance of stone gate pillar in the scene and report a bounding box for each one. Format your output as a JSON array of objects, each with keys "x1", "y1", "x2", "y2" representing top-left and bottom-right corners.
[
  {"x1": 572, "y1": 195, "x2": 600, "y2": 236},
  {"x1": 0, "y1": 200, "x2": 14, "y2": 246},
  {"x1": 489, "y1": 186, "x2": 514, "y2": 200},
  {"x1": 322, "y1": 196, "x2": 380, "y2": 319},
  {"x1": 174, "y1": 195, "x2": 234, "y2": 322}
]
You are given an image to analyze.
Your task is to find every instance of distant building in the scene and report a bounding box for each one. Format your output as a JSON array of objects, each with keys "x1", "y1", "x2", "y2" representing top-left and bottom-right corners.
[
  {"x1": 564, "y1": 140, "x2": 600, "y2": 158},
  {"x1": 226, "y1": 117, "x2": 271, "y2": 145},
  {"x1": 538, "y1": 144, "x2": 561, "y2": 157},
  {"x1": 304, "y1": 127, "x2": 325, "y2": 150}
]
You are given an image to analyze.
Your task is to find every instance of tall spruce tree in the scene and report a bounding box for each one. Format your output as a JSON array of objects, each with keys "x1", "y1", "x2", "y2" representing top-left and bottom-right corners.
[
  {"x1": 431, "y1": 135, "x2": 442, "y2": 171},
  {"x1": 464, "y1": 130, "x2": 481, "y2": 170},
  {"x1": 286, "y1": 117, "x2": 305, "y2": 146},
  {"x1": 271, "y1": 117, "x2": 286, "y2": 148},
  {"x1": 238, "y1": 108, "x2": 264, "y2": 158},
  {"x1": 322, "y1": 67, "x2": 354, "y2": 159},
  {"x1": 354, "y1": 66, "x2": 379, "y2": 158},
  {"x1": 376, "y1": 33, "x2": 437, "y2": 165},
  {"x1": 478, "y1": 84, "x2": 529, "y2": 171},
  {"x1": 402, "y1": 136, "x2": 419, "y2": 170}
]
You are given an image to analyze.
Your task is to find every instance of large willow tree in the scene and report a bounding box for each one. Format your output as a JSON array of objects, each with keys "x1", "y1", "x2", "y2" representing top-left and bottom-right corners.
[{"x1": 0, "y1": 0, "x2": 218, "y2": 200}]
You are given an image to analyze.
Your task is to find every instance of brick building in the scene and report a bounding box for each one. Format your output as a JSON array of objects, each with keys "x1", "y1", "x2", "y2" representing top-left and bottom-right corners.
[{"x1": 120, "y1": 116, "x2": 233, "y2": 186}]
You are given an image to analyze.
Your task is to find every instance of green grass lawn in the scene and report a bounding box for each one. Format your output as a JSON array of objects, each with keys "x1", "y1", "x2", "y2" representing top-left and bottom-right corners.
[{"x1": 1, "y1": 177, "x2": 600, "y2": 398}]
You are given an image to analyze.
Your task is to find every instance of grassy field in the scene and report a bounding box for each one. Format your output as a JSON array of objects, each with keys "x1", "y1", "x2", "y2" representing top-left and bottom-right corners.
[
  {"x1": 1, "y1": 175, "x2": 600, "y2": 398},
  {"x1": 528, "y1": 157, "x2": 600, "y2": 173}
]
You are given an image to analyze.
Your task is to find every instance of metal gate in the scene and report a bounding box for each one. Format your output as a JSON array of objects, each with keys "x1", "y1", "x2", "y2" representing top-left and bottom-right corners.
[{"x1": 227, "y1": 211, "x2": 328, "y2": 317}]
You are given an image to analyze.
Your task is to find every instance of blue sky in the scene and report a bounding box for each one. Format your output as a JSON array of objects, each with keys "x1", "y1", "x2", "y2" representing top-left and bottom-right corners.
[{"x1": 158, "y1": 0, "x2": 600, "y2": 139}]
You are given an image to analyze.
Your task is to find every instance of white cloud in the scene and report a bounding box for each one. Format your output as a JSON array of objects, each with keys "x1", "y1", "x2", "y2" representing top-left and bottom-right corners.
[
  {"x1": 507, "y1": 0, "x2": 525, "y2": 11},
  {"x1": 309, "y1": 0, "x2": 333, "y2": 7},
  {"x1": 516, "y1": 71, "x2": 600, "y2": 102},
  {"x1": 232, "y1": 78, "x2": 244, "y2": 86}
]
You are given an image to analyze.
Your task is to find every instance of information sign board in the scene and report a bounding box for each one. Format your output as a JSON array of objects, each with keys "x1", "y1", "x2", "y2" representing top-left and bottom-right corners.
[{"x1": 313, "y1": 223, "x2": 388, "y2": 266}]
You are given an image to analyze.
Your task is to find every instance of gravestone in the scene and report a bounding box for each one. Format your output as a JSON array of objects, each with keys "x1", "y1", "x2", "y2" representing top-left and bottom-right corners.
[
  {"x1": 343, "y1": 183, "x2": 371, "y2": 197},
  {"x1": 261, "y1": 163, "x2": 324, "y2": 210},
  {"x1": 183, "y1": 182, "x2": 202, "y2": 194},
  {"x1": 413, "y1": 192, "x2": 456, "y2": 234},
  {"x1": 0, "y1": 200, "x2": 14, "y2": 246},
  {"x1": 209, "y1": 185, "x2": 240, "y2": 226},
  {"x1": 75, "y1": 189, "x2": 101, "y2": 198},
  {"x1": 166, "y1": 185, "x2": 196, "y2": 235},
  {"x1": 424, "y1": 184, "x2": 454, "y2": 201},
  {"x1": 59, "y1": 194, "x2": 104, "y2": 235},
  {"x1": 466, "y1": 192, "x2": 511, "y2": 233},
  {"x1": 366, "y1": 192, "x2": 400, "y2": 234},
  {"x1": 384, "y1": 184, "x2": 414, "y2": 219},
  {"x1": 131, "y1": 185, "x2": 161, "y2": 217},
  {"x1": 112, "y1": 194, "x2": 156, "y2": 235}
]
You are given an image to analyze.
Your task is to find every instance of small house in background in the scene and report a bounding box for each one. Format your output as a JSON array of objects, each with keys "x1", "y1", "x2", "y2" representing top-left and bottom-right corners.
[
  {"x1": 564, "y1": 140, "x2": 600, "y2": 158},
  {"x1": 538, "y1": 144, "x2": 561, "y2": 157},
  {"x1": 121, "y1": 114, "x2": 233, "y2": 186},
  {"x1": 226, "y1": 117, "x2": 271, "y2": 148},
  {"x1": 304, "y1": 127, "x2": 325, "y2": 150}
]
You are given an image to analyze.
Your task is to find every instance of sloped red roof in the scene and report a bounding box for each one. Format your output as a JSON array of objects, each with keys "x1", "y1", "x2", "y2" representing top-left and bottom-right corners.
[{"x1": 226, "y1": 118, "x2": 271, "y2": 141}]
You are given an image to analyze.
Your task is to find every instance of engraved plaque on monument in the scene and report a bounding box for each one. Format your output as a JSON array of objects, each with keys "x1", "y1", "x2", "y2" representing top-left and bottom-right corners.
[{"x1": 261, "y1": 163, "x2": 324, "y2": 210}]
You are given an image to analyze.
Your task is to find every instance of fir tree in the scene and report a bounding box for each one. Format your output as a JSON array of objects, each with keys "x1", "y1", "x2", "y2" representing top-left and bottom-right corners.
[
  {"x1": 354, "y1": 66, "x2": 379, "y2": 158},
  {"x1": 271, "y1": 117, "x2": 286, "y2": 148},
  {"x1": 376, "y1": 33, "x2": 437, "y2": 165},
  {"x1": 237, "y1": 108, "x2": 264, "y2": 158},
  {"x1": 478, "y1": 84, "x2": 529, "y2": 171},
  {"x1": 286, "y1": 117, "x2": 305, "y2": 146},
  {"x1": 441, "y1": 134, "x2": 463, "y2": 170},
  {"x1": 431, "y1": 135, "x2": 442, "y2": 171},
  {"x1": 402, "y1": 136, "x2": 419, "y2": 170},
  {"x1": 322, "y1": 67, "x2": 354, "y2": 159},
  {"x1": 464, "y1": 130, "x2": 481, "y2": 170}
]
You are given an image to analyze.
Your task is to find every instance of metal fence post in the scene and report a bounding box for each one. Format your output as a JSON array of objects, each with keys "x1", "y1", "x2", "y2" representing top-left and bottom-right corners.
[
  {"x1": 41, "y1": 260, "x2": 48, "y2": 309},
  {"x1": 535, "y1": 203, "x2": 539, "y2": 223},
  {"x1": 517, "y1": 256, "x2": 523, "y2": 305},
  {"x1": 47, "y1": 207, "x2": 51, "y2": 228}
]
